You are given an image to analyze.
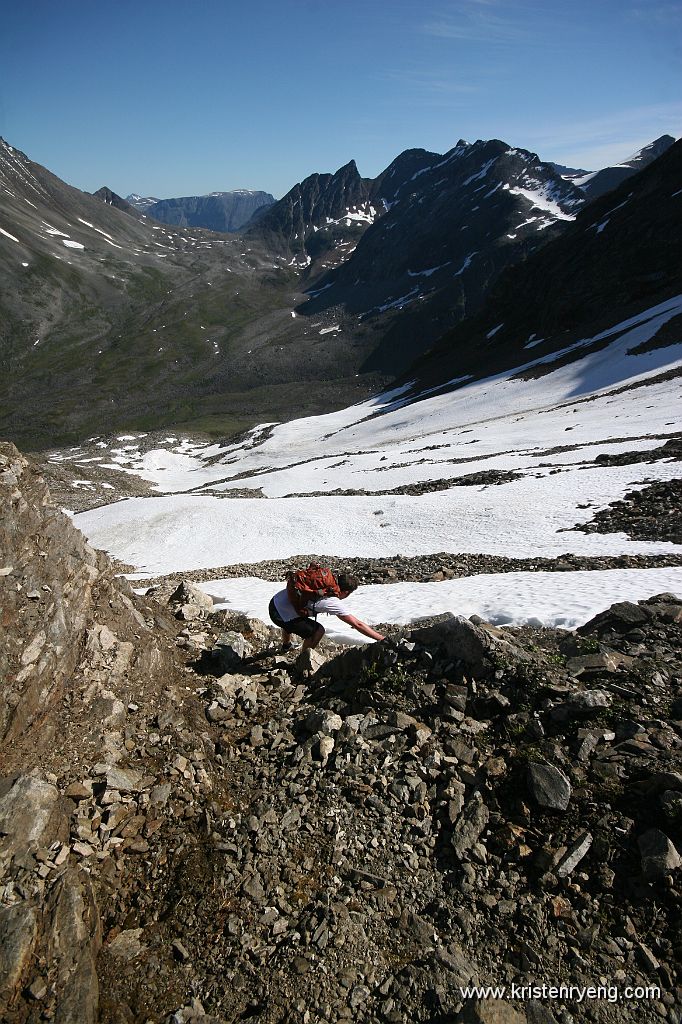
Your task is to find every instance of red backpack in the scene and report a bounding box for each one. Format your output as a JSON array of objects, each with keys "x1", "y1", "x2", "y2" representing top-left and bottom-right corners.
[{"x1": 286, "y1": 563, "x2": 341, "y2": 616}]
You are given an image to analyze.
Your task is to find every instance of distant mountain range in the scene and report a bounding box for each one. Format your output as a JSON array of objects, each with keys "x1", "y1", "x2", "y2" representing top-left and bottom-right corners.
[
  {"x1": 125, "y1": 190, "x2": 276, "y2": 232},
  {"x1": 0, "y1": 131, "x2": 677, "y2": 448}
]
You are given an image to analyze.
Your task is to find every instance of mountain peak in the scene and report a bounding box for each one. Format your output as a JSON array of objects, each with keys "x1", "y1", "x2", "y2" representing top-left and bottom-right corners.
[
  {"x1": 93, "y1": 187, "x2": 137, "y2": 214},
  {"x1": 575, "y1": 134, "x2": 676, "y2": 200},
  {"x1": 622, "y1": 134, "x2": 676, "y2": 167}
]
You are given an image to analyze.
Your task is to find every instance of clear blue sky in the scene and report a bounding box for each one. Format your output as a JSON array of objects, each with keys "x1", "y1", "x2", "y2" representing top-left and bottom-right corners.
[{"x1": 1, "y1": 0, "x2": 679, "y2": 199}]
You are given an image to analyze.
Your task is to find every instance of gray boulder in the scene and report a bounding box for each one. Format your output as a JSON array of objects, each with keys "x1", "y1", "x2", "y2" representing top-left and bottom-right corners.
[
  {"x1": 638, "y1": 828, "x2": 681, "y2": 880},
  {"x1": 169, "y1": 580, "x2": 214, "y2": 609},
  {"x1": 410, "y1": 615, "x2": 524, "y2": 673},
  {"x1": 527, "y1": 763, "x2": 571, "y2": 810},
  {"x1": 214, "y1": 631, "x2": 253, "y2": 670}
]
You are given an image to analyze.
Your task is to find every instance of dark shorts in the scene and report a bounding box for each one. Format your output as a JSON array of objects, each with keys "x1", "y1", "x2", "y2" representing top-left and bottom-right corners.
[{"x1": 268, "y1": 597, "x2": 322, "y2": 640}]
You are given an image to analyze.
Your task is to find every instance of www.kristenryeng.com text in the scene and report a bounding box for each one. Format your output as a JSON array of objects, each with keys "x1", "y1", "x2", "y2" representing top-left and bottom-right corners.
[{"x1": 459, "y1": 982, "x2": 662, "y2": 1004}]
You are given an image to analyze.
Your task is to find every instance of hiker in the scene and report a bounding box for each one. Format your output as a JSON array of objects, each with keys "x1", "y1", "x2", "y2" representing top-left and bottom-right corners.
[{"x1": 268, "y1": 568, "x2": 385, "y2": 650}]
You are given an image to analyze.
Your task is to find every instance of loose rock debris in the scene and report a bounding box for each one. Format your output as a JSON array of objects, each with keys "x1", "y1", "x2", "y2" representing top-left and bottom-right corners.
[{"x1": 1, "y1": 441, "x2": 681, "y2": 1024}]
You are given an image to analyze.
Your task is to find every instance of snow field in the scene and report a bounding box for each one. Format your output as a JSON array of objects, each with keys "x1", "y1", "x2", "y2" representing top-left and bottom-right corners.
[
  {"x1": 196, "y1": 567, "x2": 682, "y2": 646},
  {"x1": 78, "y1": 459, "x2": 682, "y2": 577}
]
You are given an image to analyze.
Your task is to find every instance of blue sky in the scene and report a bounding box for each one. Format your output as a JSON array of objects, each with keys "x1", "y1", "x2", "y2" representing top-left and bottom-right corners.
[{"x1": 1, "y1": 0, "x2": 679, "y2": 199}]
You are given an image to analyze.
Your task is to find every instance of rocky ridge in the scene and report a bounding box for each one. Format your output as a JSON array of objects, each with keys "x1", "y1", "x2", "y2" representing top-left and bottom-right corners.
[
  {"x1": 141, "y1": 551, "x2": 682, "y2": 603},
  {"x1": 1, "y1": 443, "x2": 681, "y2": 1023}
]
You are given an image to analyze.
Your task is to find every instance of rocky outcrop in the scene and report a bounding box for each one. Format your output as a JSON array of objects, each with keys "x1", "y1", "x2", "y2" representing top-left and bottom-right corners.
[
  {"x1": 0, "y1": 442, "x2": 179, "y2": 770},
  {"x1": 0, "y1": 444, "x2": 185, "y2": 1022},
  {"x1": 1, "y1": 443, "x2": 105, "y2": 750},
  {"x1": 0, "y1": 775, "x2": 101, "y2": 1022},
  {"x1": 573, "y1": 478, "x2": 682, "y2": 545}
]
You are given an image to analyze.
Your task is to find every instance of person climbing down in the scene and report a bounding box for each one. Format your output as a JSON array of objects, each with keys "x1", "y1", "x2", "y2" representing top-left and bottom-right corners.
[{"x1": 268, "y1": 566, "x2": 385, "y2": 651}]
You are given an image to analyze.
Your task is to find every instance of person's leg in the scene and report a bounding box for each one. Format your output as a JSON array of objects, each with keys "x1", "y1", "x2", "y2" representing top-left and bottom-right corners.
[
  {"x1": 281, "y1": 628, "x2": 293, "y2": 651},
  {"x1": 270, "y1": 599, "x2": 295, "y2": 650},
  {"x1": 302, "y1": 624, "x2": 325, "y2": 650}
]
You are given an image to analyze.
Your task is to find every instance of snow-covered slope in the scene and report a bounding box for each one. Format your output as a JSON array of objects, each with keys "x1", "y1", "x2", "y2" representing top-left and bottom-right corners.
[{"x1": 73, "y1": 291, "x2": 682, "y2": 637}]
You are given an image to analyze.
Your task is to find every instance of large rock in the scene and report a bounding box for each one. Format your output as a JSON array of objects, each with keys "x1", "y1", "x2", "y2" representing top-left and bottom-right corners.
[
  {"x1": 0, "y1": 775, "x2": 66, "y2": 868},
  {"x1": 295, "y1": 647, "x2": 328, "y2": 679},
  {"x1": 169, "y1": 580, "x2": 214, "y2": 609},
  {"x1": 409, "y1": 615, "x2": 524, "y2": 674},
  {"x1": 0, "y1": 903, "x2": 38, "y2": 1004},
  {"x1": 527, "y1": 763, "x2": 571, "y2": 810},
  {"x1": 457, "y1": 998, "x2": 527, "y2": 1023},
  {"x1": 47, "y1": 868, "x2": 102, "y2": 1024},
  {"x1": 452, "y1": 792, "x2": 490, "y2": 859},
  {"x1": 578, "y1": 600, "x2": 654, "y2": 637},
  {"x1": 214, "y1": 631, "x2": 253, "y2": 670},
  {"x1": 0, "y1": 775, "x2": 101, "y2": 1020},
  {"x1": 170, "y1": 581, "x2": 214, "y2": 620},
  {"x1": 638, "y1": 828, "x2": 681, "y2": 880}
]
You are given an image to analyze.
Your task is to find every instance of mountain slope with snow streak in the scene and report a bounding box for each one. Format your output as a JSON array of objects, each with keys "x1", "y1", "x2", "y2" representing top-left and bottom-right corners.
[
  {"x1": 401, "y1": 137, "x2": 682, "y2": 398},
  {"x1": 0, "y1": 137, "x2": 383, "y2": 449}
]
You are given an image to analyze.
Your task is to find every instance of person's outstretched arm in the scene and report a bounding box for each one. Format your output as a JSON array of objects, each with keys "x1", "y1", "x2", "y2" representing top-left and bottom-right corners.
[{"x1": 338, "y1": 614, "x2": 385, "y2": 642}]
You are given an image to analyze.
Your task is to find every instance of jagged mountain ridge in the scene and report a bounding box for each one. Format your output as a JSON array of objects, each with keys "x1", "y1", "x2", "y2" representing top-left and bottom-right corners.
[
  {"x1": 283, "y1": 139, "x2": 588, "y2": 372},
  {"x1": 129, "y1": 189, "x2": 276, "y2": 232},
  {"x1": 399, "y1": 138, "x2": 682, "y2": 398},
  {"x1": 244, "y1": 158, "x2": 381, "y2": 263},
  {"x1": 247, "y1": 140, "x2": 585, "y2": 270}
]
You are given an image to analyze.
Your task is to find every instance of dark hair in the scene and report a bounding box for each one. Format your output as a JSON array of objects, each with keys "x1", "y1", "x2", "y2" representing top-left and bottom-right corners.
[{"x1": 336, "y1": 573, "x2": 358, "y2": 594}]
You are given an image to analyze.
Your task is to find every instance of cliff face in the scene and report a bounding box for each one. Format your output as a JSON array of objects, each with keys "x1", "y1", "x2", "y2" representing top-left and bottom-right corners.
[{"x1": 1, "y1": 442, "x2": 105, "y2": 752}]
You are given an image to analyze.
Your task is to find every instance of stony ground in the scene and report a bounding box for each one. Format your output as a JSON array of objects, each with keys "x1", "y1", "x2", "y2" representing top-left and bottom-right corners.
[
  {"x1": 573, "y1": 479, "x2": 682, "y2": 546},
  {"x1": 2, "y1": 443, "x2": 681, "y2": 1024}
]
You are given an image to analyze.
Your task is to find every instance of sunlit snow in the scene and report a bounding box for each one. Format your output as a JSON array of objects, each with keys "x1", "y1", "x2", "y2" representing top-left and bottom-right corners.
[
  {"x1": 75, "y1": 295, "x2": 682, "y2": 634},
  {"x1": 504, "y1": 184, "x2": 575, "y2": 222},
  {"x1": 198, "y1": 567, "x2": 682, "y2": 643}
]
